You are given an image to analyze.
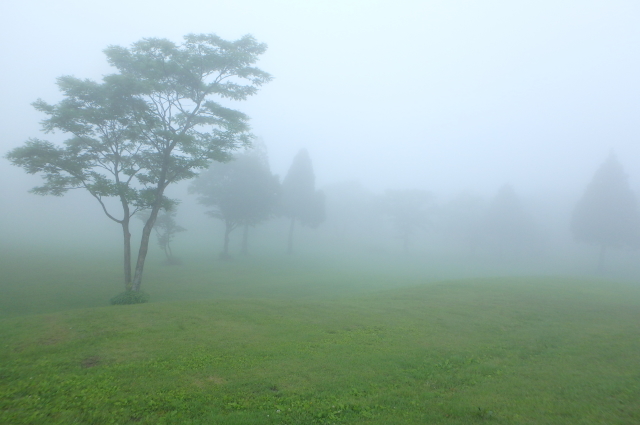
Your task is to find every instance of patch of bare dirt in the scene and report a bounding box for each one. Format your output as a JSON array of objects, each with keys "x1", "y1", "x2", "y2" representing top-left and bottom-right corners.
[{"x1": 81, "y1": 355, "x2": 101, "y2": 368}]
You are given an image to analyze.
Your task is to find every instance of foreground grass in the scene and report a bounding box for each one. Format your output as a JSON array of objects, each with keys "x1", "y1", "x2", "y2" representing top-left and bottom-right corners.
[{"x1": 1, "y1": 276, "x2": 639, "y2": 424}]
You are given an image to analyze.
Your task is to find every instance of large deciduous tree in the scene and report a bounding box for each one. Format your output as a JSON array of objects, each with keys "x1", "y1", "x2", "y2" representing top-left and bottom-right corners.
[
  {"x1": 571, "y1": 153, "x2": 640, "y2": 271},
  {"x1": 6, "y1": 77, "x2": 154, "y2": 289},
  {"x1": 189, "y1": 144, "x2": 279, "y2": 258},
  {"x1": 279, "y1": 149, "x2": 325, "y2": 254},
  {"x1": 6, "y1": 33, "x2": 271, "y2": 295}
]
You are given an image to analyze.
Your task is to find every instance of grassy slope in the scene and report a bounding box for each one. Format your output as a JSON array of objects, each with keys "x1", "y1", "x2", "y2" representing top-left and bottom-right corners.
[
  {"x1": 0, "y1": 247, "x2": 413, "y2": 319},
  {"x1": 1, "y1": 251, "x2": 640, "y2": 424}
]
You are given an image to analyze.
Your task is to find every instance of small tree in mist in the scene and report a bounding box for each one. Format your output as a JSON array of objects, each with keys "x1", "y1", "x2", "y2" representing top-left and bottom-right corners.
[
  {"x1": 381, "y1": 189, "x2": 434, "y2": 254},
  {"x1": 279, "y1": 149, "x2": 325, "y2": 254},
  {"x1": 484, "y1": 184, "x2": 535, "y2": 257},
  {"x1": 323, "y1": 181, "x2": 379, "y2": 245},
  {"x1": 6, "y1": 33, "x2": 271, "y2": 297},
  {"x1": 439, "y1": 191, "x2": 485, "y2": 257},
  {"x1": 571, "y1": 153, "x2": 640, "y2": 271},
  {"x1": 189, "y1": 144, "x2": 279, "y2": 258},
  {"x1": 138, "y1": 209, "x2": 186, "y2": 265}
]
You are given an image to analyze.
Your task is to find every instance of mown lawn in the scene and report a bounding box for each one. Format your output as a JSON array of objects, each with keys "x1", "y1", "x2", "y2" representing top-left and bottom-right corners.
[{"x1": 1, "y1": 254, "x2": 639, "y2": 424}]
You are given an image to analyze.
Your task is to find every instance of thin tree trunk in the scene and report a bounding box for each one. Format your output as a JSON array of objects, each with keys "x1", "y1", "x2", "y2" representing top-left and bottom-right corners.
[
  {"x1": 221, "y1": 221, "x2": 233, "y2": 259},
  {"x1": 241, "y1": 223, "x2": 249, "y2": 256},
  {"x1": 116, "y1": 184, "x2": 133, "y2": 291},
  {"x1": 163, "y1": 245, "x2": 170, "y2": 262},
  {"x1": 131, "y1": 204, "x2": 161, "y2": 292},
  {"x1": 122, "y1": 219, "x2": 132, "y2": 290},
  {"x1": 131, "y1": 156, "x2": 172, "y2": 291},
  {"x1": 287, "y1": 217, "x2": 295, "y2": 255}
]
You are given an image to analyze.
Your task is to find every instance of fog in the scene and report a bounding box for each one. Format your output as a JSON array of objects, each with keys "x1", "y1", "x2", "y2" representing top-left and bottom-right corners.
[{"x1": 2, "y1": 0, "x2": 640, "y2": 281}]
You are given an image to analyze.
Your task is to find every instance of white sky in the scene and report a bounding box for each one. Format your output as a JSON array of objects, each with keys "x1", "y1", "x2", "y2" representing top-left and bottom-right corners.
[{"x1": 1, "y1": 0, "x2": 639, "y2": 203}]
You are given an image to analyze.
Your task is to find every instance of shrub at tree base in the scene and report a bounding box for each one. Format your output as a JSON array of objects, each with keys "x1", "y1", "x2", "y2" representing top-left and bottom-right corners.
[{"x1": 110, "y1": 291, "x2": 150, "y2": 305}]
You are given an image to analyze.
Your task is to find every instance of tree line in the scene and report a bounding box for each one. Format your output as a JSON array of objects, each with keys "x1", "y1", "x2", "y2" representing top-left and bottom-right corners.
[
  {"x1": 6, "y1": 33, "x2": 640, "y2": 303},
  {"x1": 322, "y1": 152, "x2": 640, "y2": 273},
  {"x1": 188, "y1": 145, "x2": 324, "y2": 259},
  {"x1": 5, "y1": 33, "x2": 326, "y2": 303}
]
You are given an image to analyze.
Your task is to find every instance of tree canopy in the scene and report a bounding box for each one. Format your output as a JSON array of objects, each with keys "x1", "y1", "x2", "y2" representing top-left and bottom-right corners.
[
  {"x1": 6, "y1": 33, "x2": 271, "y2": 295},
  {"x1": 6, "y1": 77, "x2": 155, "y2": 289},
  {"x1": 571, "y1": 153, "x2": 640, "y2": 270},
  {"x1": 279, "y1": 149, "x2": 325, "y2": 254},
  {"x1": 189, "y1": 143, "x2": 279, "y2": 258}
]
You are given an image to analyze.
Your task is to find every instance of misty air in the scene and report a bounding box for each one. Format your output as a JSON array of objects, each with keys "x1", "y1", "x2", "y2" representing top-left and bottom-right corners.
[{"x1": 1, "y1": 1, "x2": 639, "y2": 424}]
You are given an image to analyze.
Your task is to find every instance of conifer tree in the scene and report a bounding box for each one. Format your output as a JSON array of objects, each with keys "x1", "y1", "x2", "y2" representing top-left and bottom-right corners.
[
  {"x1": 571, "y1": 153, "x2": 640, "y2": 271},
  {"x1": 279, "y1": 149, "x2": 325, "y2": 254}
]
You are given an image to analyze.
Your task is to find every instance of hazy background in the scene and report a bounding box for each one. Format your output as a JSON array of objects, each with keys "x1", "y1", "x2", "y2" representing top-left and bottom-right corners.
[{"x1": 1, "y1": 0, "x2": 639, "y2": 275}]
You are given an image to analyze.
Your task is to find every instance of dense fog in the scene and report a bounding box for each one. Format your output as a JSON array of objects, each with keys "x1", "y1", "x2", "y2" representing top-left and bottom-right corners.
[{"x1": 2, "y1": 0, "x2": 640, "y2": 281}]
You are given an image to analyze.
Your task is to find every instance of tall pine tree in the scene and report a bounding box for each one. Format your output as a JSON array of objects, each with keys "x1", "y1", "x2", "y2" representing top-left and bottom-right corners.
[
  {"x1": 279, "y1": 149, "x2": 325, "y2": 254},
  {"x1": 571, "y1": 153, "x2": 640, "y2": 271}
]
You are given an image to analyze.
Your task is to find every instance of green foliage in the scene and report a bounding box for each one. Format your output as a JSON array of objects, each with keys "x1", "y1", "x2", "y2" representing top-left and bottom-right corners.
[
  {"x1": 6, "y1": 78, "x2": 151, "y2": 205},
  {"x1": 5, "y1": 32, "x2": 271, "y2": 292},
  {"x1": 190, "y1": 145, "x2": 280, "y2": 227},
  {"x1": 109, "y1": 290, "x2": 150, "y2": 305},
  {"x1": 190, "y1": 143, "x2": 280, "y2": 256}
]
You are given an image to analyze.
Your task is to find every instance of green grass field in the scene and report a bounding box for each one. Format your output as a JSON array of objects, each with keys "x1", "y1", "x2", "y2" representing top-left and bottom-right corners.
[{"x1": 1, "y1": 248, "x2": 639, "y2": 424}]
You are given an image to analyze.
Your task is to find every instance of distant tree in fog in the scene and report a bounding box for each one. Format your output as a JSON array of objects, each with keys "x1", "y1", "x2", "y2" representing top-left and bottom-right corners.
[
  {"x1": 190, "y1": 144, "x2": 279, "y2": 258},
  {"x1": 323, "y1": 181, "x2": 379, "y2": 243},
  {"x1": 484, "y1": 184, "x2": 535, "y2": 256},
  {"x1": 381, "y1": 189, "x2": 434, "y2": 253},
  {"x1": 138, "y1": 208, "x2": 186, "y2": 265},
  {"x1": 571, "y1": 153, "x2": 640, "y2": 271},
  {"x1": 439, "y1": 191, "x2": 485, "y2": 257},
  {"x1": 279, "y1": 149, "x2": 325, "y2": 254}
]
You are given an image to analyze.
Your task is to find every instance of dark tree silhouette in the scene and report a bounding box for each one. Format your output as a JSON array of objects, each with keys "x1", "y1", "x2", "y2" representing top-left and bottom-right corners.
[
  {"x1": 279, "y1": 149, "x2": 325, "y2": 254},
  {"x1": 381, "y1": 189, "x2": 434, "y2": 253},
  {"x1": 190, "y1": 145, "x2": 279, "y2": 258},
  {"x1": 571, "y1": 153, "x2": 640, "y2": 271}
]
